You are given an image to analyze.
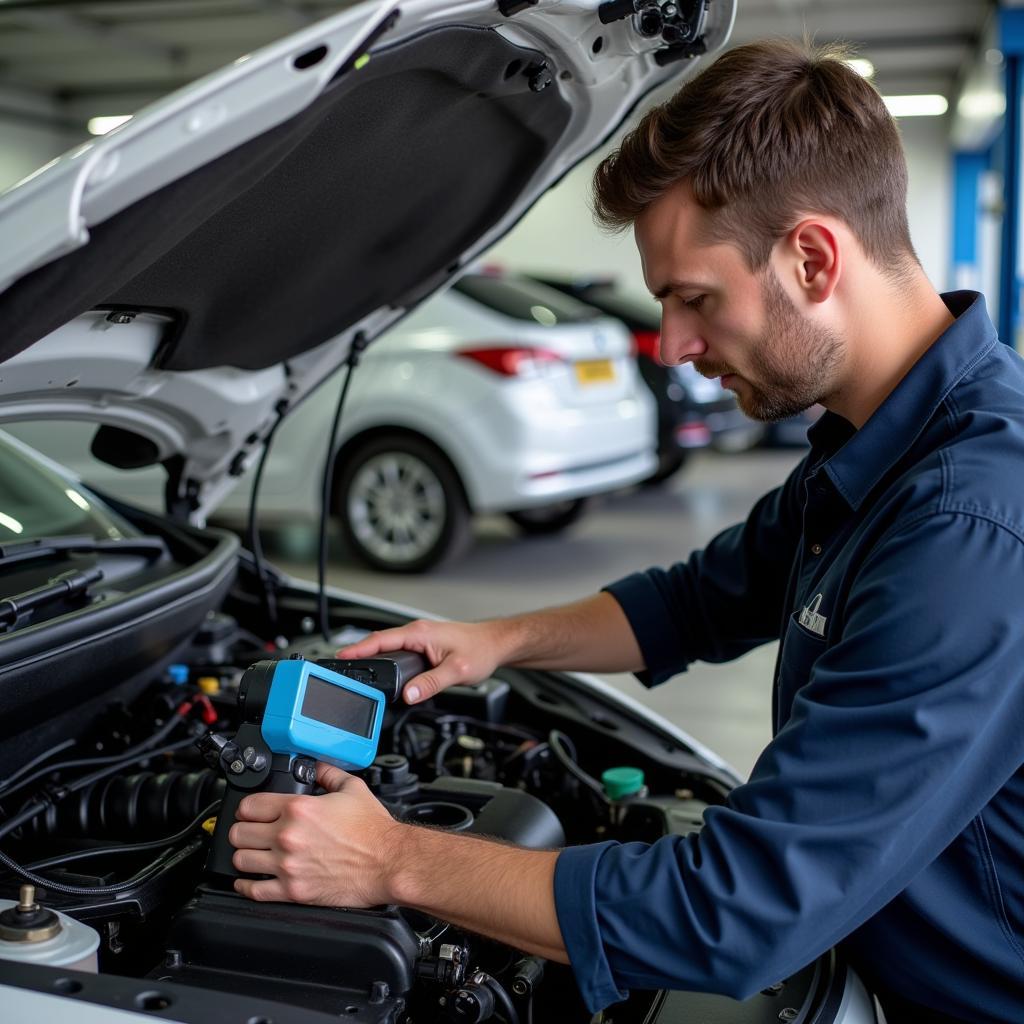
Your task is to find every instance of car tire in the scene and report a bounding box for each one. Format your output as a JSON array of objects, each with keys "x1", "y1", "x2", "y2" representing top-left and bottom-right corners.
[
  {"x1": 507, "y1": 498, "x2": 588, "y2": 535},
  {"x1": 335, "y1": 434, "x2": 471, "y2": 573}
]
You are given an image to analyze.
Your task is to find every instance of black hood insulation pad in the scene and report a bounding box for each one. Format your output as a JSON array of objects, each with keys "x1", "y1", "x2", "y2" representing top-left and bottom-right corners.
[{"x1": 0, "y1": 25, "x2": 571, "y2": 371}]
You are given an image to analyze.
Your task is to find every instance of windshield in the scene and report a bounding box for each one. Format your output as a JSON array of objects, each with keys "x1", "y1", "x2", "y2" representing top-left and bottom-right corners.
[{"x1": 0, "y1": 431, "x2": 136, "y2": 543}]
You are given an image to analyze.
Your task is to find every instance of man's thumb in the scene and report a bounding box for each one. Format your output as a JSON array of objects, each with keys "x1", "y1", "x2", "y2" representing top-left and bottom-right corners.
[
  {"x1": 402, "y1": 667, "x2": 457, "y2": 704},
  {"x1": 316, "y1": 763, "x2": 350, "y2": 792}
]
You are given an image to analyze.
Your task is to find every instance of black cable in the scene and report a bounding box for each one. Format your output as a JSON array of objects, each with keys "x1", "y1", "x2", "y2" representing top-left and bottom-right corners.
[
  {"x1": 415, "y1": 919, "x2": 450, "y2": 943},
  {"x1": 390, "y1": 707, "x2": 415, "y2": 752},
  {"x1": 248, "y1": 402, "x2": 288, "y2": 635},
  {"x1": 0, "y1": 736, "x2": 196, "y2": 843},
  {"x1": 0, "y1": 802, "x2": 54, "y2": 843},
  {"x1": 0, "y1": 710, "x2": 187, "y2": 800},
  {"x1": 433, "y1": 734, "x2": 460, "y2": 777},
  {"x1": 394, "y1": 708, "x2": 538, "y2": 745},
  {"x1": 433, "y1": 716, "x2": 537, "y2": 743},
  {"x1": 547, "y1": 730, "x2": 609, "y2": 805},
  {"x1": 235, "y1": 625, "x2": 271, "y2": 649},
  {"x1": 67, "y1": 737, "x2": 197, "y2": 799},
  {"x1": 500, "y1": 740, "x2": 546, "y2": 772},
  {"x1": 0, "y1": 838, "x2": 204, "y2": 897},
  {"x1": 25, "y1": 800, "x2": 221, "y2": 872},
  {"x1": 319, "y1": 332, "x2": 369, "y2": 642},
  {"x1": 0, "y1": 738, "x2": 76, "y2": 796},
  {"x1": 479, "y1": 973, "x2": 520, "y2": 1024}
]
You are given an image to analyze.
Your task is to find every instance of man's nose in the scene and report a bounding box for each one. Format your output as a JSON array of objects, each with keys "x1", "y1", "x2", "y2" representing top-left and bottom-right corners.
[{"x1": 659, "y1": 324, "x2": 707, "y2": 366}]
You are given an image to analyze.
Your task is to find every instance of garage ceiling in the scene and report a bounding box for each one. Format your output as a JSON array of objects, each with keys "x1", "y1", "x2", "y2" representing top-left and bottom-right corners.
[{"x1": 0, "y1": 0, "x2": 997, "y2": 135}]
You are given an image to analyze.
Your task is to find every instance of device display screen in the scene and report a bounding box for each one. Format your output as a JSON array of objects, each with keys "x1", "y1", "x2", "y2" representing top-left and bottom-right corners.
[{"x1": 300, "y1": 676, "x2": 377, "y2": 738}]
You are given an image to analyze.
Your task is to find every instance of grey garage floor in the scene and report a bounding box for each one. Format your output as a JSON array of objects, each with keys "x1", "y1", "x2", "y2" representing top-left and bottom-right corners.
[{"x1": 261, "y1": 448, "x2": 806, "y2": 779}]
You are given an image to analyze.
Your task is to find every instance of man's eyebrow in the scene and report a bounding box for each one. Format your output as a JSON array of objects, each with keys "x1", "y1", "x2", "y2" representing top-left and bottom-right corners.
[{"x1": 650, "y1": 279, "x2": 709, "y2": 300}]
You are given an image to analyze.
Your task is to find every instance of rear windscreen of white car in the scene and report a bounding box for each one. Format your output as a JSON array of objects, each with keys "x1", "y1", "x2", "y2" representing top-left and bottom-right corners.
[
  {"x1": 454, "y1": 276, "x2": 601, "y2": 326},
  {"x1": 583, "y1": 287, "x2": 661, "y2": 330}
]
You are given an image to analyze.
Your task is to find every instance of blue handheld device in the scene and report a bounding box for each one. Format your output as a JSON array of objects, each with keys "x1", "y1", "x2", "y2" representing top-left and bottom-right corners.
[
  {"x1": 261, "y1": 658, "x2": 386, "y2": 770},
  {"x1": 202, "y1": 656, "x2": 406, "y2": 880}
]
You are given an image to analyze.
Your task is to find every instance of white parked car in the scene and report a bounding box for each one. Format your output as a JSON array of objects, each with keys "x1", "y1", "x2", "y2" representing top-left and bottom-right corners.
[{"x1": 7, "y1": 270, "x2": 655, "y2": 572}]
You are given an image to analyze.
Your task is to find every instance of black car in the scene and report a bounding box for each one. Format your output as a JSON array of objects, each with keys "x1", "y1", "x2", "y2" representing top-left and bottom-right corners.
[{"x1": 530, "y1": 276, "x2": 764, "y2": 481}]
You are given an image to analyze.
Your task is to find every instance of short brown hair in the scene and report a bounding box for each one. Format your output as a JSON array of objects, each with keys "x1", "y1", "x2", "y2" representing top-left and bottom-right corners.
[{"x1": 592, "y1": 39, "x2": 917, "y2": 276}]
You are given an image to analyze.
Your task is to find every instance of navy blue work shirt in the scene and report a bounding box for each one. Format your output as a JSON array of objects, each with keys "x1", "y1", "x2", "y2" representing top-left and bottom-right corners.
[{"x1": 553, "y1": 292, "x2": 1024, "y2": 1022}]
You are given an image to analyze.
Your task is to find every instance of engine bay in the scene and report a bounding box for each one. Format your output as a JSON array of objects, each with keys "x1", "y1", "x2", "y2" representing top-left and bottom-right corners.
[{"x1": 0, "y1": 558, "x2": 742, "y2": 1024}]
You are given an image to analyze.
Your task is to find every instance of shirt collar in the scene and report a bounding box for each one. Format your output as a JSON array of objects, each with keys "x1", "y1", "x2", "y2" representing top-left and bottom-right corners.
[{"x1": 807, "y1": 290, "x2": 998, "y2": 510}]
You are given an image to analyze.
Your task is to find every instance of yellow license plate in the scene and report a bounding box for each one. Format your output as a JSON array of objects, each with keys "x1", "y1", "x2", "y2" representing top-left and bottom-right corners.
[{"x1": 574, "y1": 359, "x2": 615, "y2": 385}]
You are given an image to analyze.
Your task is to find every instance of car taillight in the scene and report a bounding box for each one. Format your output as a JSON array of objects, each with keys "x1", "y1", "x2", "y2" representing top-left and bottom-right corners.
[
  {"x1": 632, "y1": 330, "x2": 663, "y2": 363},
  {"x1": 675, "y1": 421, "x2": 713, "y2": 447},
  {"x1": 457, "y1": 346, "x2": 565, "y2": 378}
]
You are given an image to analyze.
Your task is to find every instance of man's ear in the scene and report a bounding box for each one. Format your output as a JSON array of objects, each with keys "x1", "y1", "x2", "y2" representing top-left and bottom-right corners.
[{"x1": 780, "y1": 220, "x2": 841, "y2": 304}]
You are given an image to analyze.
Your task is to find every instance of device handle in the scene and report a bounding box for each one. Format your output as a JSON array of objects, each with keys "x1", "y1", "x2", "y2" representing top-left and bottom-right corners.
[
  {"x1": 206, "y1": 755, "x2": 317, "y2": 882},
  {"x1": 206, "y1": 785, "x2": 247, "y2": 881}
]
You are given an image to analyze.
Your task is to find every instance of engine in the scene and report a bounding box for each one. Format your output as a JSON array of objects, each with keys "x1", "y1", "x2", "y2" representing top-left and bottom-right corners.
[{"x1": 0, "y1": 609, "x2": 726, "y2": 1024}]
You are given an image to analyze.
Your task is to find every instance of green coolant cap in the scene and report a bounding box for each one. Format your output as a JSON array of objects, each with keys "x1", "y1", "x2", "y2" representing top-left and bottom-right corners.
[{"x1": 601, "y1": 766, "x2": 645, "y2": 801}]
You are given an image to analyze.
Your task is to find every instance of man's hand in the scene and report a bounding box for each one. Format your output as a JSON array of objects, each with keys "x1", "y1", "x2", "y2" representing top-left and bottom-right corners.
[
  {"x1": 337, "y1": 619, "x2": 508, "y2": 704},
  {"x1": 336, "y1": 594, "x2": 645, "y2": 705},
  {"x1": 230, "y1": 763, "x2": 402, "y2": 906},
  {"x1": 230, "y1": 761, "x2": 569, "y2": 964}
]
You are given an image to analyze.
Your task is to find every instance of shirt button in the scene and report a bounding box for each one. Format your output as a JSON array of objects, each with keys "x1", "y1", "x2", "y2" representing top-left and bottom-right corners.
[{"x1": 810, "y1": 543, "x2": 823, "y2": 555}]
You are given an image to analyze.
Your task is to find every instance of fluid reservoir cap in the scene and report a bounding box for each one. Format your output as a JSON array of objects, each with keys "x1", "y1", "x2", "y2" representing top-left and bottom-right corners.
[
  {"x1": 598, "y1": 770, "x2": 638, "y2": 798},
  {"x1": 167, "y1": 663, "x2": 189, "y2": 685},
  {"x1": 197, "y1": 676, "x2": 221, "y2": 695},
  {"x1": 601, "y1": 766, "x2": 645, "y2": 801}
]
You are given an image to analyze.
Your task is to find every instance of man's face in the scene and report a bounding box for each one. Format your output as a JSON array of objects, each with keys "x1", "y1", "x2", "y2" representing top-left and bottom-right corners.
[{"x1": 634, "y1": 185, "x2": 844, "y2": 422}]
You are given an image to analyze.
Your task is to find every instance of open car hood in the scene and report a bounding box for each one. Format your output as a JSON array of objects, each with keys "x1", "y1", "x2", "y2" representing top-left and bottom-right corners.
[{"x1": 0, "y1": 0, "x2": 734, "y2": 521}]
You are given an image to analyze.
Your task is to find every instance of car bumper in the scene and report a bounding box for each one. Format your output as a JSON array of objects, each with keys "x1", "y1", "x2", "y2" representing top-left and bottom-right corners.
[
  {"x1": 705, "y1": 405, "x2": 765, "y2": 450},
  {"x1": 462, "y1": 389, "x2": 657, "y2": 511},
  {"x1": 667, "y1": 402, "x2": 764, "y2": 453}
]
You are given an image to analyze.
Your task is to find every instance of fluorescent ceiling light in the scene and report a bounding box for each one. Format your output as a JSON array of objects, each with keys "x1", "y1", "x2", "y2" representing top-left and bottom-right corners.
[
  {"x1": 844, "y1": 58, "x2": 874, "y2": 79},
  {"x1": 882, "y1": 94, "x2": 949, "y2": 118},
  {"x1": 64, "y1": 488, "x2": 91, "y2": 511},
  {"x1": 957, "y1": 91, "x2": 1006, "y2": 119},
  {"x1": 87, "y1": 115, "x2": 132, "y2": 136},
  {"x1": 0, "y1": 512, "x2": 23, "y2": 534}
]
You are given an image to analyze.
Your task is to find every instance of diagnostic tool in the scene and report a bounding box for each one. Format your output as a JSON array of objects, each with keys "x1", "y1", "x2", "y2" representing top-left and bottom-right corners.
[
  {"x1": 262, "y1": 658, "x2": 385, "y2": 770},
  {"x1": 200, "y1": 654, "x2": 422, "y2": 880}
]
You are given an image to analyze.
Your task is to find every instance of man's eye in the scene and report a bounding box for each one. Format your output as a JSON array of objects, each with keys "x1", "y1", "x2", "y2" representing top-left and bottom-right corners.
[{"x1": 683, "y1": 294, "x2": 707, "y2": 311}]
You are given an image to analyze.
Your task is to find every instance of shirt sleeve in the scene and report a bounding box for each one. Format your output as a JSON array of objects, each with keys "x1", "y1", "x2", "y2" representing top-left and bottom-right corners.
[
  {"x1": 557, "y1": 511, "x2": 1024, "y2": 1012},
  {"x1": 603, "y1": 457, "x2": 807, "y2": 687}
]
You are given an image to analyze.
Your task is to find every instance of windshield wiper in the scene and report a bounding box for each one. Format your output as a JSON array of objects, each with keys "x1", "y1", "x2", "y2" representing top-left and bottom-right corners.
[
  {"x1": 0, "y1": 567, "x2": 104, "y2": 630},
  {"x1": 0, "y1": 535, "x2": 167, "y2": 568}
]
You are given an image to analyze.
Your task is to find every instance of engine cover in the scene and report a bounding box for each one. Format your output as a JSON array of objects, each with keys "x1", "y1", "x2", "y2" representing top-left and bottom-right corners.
[{"x1": 159, "y1": 889, "x2": 420, "y2": 1023}]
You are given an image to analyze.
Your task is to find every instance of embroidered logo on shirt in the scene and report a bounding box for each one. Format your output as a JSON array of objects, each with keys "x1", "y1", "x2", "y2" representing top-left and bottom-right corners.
[{"x1": 798, "y1": 593, "x2": 827, "y2": 636}]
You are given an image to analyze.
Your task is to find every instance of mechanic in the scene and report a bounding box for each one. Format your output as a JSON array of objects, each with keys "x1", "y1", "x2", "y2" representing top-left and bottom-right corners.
[{"x1": 229, "y1": 40, "x2": 1024, "y2": 1023}]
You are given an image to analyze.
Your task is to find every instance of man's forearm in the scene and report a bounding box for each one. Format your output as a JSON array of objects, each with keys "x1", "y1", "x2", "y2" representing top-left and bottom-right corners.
[
  {"x1": 386, "y1": 822, "x2": 570, "y2": 963},
  {"x1": 493, "y1": 591, "x2": 644, "y2": 675}
]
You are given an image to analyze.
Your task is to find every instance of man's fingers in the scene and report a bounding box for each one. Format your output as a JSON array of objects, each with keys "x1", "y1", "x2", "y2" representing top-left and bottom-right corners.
[
  {"x1": 234, "y1": 877, "x2": 289, "y2": 903},
  {"x1": 316, "y1": 762, "x2": 352, "y2": 792},
  {"x1": 236, "y1": 792, "x2": 290, "y2": 822},
  {"x1": 335, "y1": 637, "x2": 383, "y2": 658},
  {"x1": 232, "y1": 849, "x2": 279, "y2": 875},
  {"x1": 228, "y1": 821, "x2": 275, "y2": 850},
  {"x1": 337, "y1": 627, "x2": 412, "y2": 659}
]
